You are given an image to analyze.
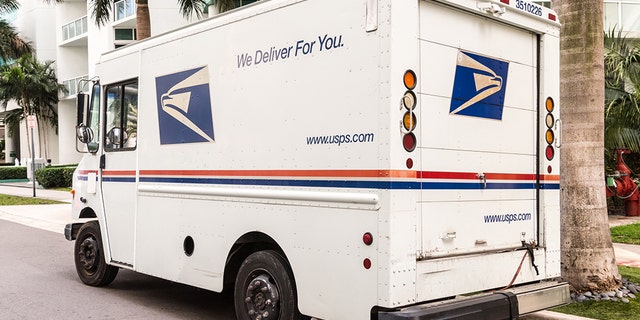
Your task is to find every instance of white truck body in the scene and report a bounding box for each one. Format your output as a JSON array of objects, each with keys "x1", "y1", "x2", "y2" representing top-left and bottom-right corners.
[{"x1": 67, "y1": 0, "x2": 569, "y2": 319}]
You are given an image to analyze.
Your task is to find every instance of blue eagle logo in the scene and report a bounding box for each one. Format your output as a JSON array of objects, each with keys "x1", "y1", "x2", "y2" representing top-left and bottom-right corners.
[
  {"x1": 450, "y1": 51, "x2": 509, "y2": 120},
  {"x1": 155, "y1": 66, "x2": 215, "y2": 144}
]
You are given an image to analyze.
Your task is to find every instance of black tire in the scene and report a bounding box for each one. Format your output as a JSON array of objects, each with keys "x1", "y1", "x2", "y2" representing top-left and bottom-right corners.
[
  {"x1": 74, "y1": 220, "x2": 119, "y2": 286},
  {"x1": 234, "y1": 250, "x2": 300, "y2": 320}
]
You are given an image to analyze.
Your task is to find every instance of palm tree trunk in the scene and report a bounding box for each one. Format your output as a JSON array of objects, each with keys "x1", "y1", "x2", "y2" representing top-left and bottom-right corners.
[
  {"x1": 556, "y1": 0, "x2": 621, "y2": 292},
  {"x1": 23, "y1": 113, "x2": 31, "y2": 160},
  {"x1": 36, "y1": 117, "x2": 42, "y2": 158},
  {"x1": 43, "y1": 122, "x2": 49, "y2": 161},
  {"x1": 36, "y1": 116, "x2": 50, "y2": 161},
  {"x1": 136, "y1": 0, "x2": 151, "y2": 40}
]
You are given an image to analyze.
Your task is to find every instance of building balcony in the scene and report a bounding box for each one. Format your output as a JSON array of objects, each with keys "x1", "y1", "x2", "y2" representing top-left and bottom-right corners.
[
  {"x1": 114, "y1": 0, "x2": 136, "y2": 28},
  {"x1": 60, "y1": 15, "x2": 88, "y2": 47},
  {"x1": 61, "y1": 75, "x2": 89, "y2": 99}
]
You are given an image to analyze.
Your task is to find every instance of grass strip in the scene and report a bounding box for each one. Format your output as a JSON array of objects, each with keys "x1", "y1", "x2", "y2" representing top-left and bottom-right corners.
[
  {"x1": 552, "y1": 266, "x2": 640, "y2": 320},
  {"x1": 0, "y1": 194, "x2": 64, "y2": 205},
  {"x1": 611, "y1": 223, "x2": 640, "y2": 245}
]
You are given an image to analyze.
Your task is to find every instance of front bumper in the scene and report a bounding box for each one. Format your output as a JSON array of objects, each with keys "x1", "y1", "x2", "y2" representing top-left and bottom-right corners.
[
  {"x1": 378, "y1": 281, "x2": 570, "y2": 320},
  {"x1": 64, "y1": 222, "x2": 84, "y2": 241}
]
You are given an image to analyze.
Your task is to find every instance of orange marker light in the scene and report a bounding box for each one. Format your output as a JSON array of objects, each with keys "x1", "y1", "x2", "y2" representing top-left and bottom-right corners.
[
  {"x1": 546, "y1": 97, "x2": 554, "y2": 112},
  {"x1": 403, "y1": 112, "x2": 417, "y2": 131},
  {"x1": 403, "y1": 70, "x2": 416, "y2": 90},
  {"x1": 545, "y1": 129, "x2": 554, "y2": 144}
]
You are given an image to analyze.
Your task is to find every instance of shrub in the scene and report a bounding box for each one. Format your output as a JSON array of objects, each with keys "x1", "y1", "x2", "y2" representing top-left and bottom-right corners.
[
  {"x1": 35, "y1": 166, "x2": 75, "y2": 188},
  {"x1": 0, "y1": 166, "x2": 27, "y2": 180}
]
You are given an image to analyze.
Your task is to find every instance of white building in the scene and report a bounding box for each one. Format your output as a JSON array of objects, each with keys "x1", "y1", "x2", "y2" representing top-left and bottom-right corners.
[{"x1": 8, "y1": 0, "x2": 207, "y2": 165}]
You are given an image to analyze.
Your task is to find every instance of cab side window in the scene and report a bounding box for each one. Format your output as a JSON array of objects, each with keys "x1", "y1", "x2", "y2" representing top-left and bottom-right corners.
[{"x1": 105, "y1": 81, "x2": 138, "y2": 150}]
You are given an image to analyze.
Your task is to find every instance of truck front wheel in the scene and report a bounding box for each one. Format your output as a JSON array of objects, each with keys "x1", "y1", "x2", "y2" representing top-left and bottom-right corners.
[
  {"x1": 234, "y1": 250, "x2": 300, "y2": 320},
  {"x1": 74, "y1": 221, "x2": 118, "y2": 286}
]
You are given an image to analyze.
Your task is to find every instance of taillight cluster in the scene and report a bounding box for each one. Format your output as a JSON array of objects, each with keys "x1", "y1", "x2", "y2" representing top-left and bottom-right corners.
[
  {"x1": 402, "y1": 70, "x2": 418, "y2": 152},
  {"x1": 544, "y1": 97, "x2": 556, "y2": 170}
]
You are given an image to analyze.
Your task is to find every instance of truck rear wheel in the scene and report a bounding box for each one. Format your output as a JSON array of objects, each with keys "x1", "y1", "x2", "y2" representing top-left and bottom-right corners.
[
  {"x1": 234, "y1": 250, "x2": 300, "y2": 320},
  {"x1": 74, "y1": 221, "x2": 119, "y2": 286}
]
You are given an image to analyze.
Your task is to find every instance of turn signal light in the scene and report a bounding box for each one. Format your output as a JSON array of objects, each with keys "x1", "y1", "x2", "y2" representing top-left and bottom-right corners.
[
  {"x1": 546, "y1": 97, "x2": 554, "y2": 112},
  {"x1": 404, "y1": 70, "x2": 416, "y2": 90},
  {"x1": 403, "y1": 112, "x2": 417, "y2": 131},
  {"x1": 545, "y1": 129, "x2": 554, "y2": 144}
]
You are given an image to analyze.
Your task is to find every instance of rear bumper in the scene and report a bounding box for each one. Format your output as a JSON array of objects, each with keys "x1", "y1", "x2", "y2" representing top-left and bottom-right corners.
[{"x1": 377, "y1": 281, "x2": 570, "y2": 320}]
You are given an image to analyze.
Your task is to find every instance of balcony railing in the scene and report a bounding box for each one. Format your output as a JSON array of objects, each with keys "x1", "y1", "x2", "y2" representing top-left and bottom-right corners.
[
  {"x1": 61, "y1": 16, "x2": 88, "y2": 42},
  {"x1": 115, "y1": 0, "x2": 136, "y2": 21},
  {"x1": 62, "y1": 75, "x2": 89, "y2": 97}
]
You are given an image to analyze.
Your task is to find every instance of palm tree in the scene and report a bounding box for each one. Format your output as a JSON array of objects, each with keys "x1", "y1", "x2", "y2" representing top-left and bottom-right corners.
[
  {"x1": 0, "y1": 55, "x2": 67, "y2": 159},
  {"x1": 555, "y1": 0, "x2": 621, "y2": 293},
  {"x1": 603, "y1": 30, "x2": 640, "y2": 153},
  {"x1": 48, "y1": 0, "x2": 239, "y2": 40},
  {"x1": 0, "y1": 20, "x2": 32, "y2": 62},
  {"x1": 0, "y1": 0, "x2": 32, "y2": 62}
]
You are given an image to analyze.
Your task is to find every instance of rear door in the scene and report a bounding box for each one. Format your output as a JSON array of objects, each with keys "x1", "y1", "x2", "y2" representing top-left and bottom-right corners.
[{"x1": 418, "y1": 1, "x2": 539, "y2": 257}]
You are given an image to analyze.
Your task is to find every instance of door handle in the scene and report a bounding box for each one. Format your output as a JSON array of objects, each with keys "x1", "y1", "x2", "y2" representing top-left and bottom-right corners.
[{"x1": 477, "y1": 173, "x2": 487, "y2": 189}]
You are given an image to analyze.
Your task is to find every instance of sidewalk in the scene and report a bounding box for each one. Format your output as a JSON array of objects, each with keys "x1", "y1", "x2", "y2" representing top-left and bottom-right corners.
[
  {"x1": 0, "y1": 182, "x2": 72, "y2": 234},
  {"x1": 0, "y1": 184, "x2": 639, "y2": 320}
]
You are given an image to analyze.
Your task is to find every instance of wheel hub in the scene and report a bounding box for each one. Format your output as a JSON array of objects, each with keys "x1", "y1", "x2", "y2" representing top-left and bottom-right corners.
[
  {"x1": 78, "y1": 236, "x2": 98, "y2": 271},
  {"x1": 244, "y1": 274, "x2": 279, "y2": 320}
]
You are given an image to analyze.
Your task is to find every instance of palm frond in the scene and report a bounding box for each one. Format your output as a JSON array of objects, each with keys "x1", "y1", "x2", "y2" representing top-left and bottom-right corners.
[
  {"x1": 90, "y1": 0, "x2": 113, "y2": 27},
  {"x1": 0, "y1": 0, "x2": 18, "y2": 14},
  {"x1": 177, "y1": 0, "x2": 207, "y2": 19}
]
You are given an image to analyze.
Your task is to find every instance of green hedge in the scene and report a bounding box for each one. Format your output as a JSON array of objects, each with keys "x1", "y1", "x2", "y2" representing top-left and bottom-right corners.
[
  {"x1": 0, "y1": 166, "x2": 27, "y2": 180},
  {"x1": 35, "y1": 166, "x2": 76, "y2": 188}
]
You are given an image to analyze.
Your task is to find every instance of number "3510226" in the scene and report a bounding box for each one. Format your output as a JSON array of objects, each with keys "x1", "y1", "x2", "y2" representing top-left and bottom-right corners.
[{"x1": 515, "y1": 0, "x2": 542, "y2": 16}]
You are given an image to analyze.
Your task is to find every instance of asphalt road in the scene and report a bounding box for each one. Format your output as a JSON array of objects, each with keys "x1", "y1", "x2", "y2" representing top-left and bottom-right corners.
[{"x1": 0, "y1": 219, "x2": 235, "y2": 319}]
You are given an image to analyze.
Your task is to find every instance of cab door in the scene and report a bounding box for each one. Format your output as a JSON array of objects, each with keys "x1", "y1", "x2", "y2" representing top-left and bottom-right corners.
[{"x1": 100, "y1": 80, "x2": 138, "y2": 266}]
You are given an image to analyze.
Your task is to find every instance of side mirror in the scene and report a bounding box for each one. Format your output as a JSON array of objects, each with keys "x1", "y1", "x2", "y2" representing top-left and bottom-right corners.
[
  {"x1": 76, "y1": 125, "x2": 98, "y2": 154},
  {"x1": 76, "y1": 93, "x2": 89, "y2": 126},
  {"x1": 107, "y1": 127, "x2": 128, "y2": 147},
  {"x1": 76, "y1": 125, "x2": 93, "y2": 143}
]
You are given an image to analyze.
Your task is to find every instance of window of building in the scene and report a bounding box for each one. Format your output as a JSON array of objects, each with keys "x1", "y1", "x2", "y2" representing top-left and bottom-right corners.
[
  {"x1": 605, "y1": 0, "x2": 640, "y2": 35},
  {"x1": 234, "y1": 0, "x2": 259, "y2": 7},
  {"x1": 114, "y1": 28, "x2": 137, "y2": 48},
  {"x1": 534, "y1": 1, "x2": 552, "y2": 9},
  {"x1": 115, "y1": 0, "x2": 136, "y2": 21},
  {"x1": 62, "y1": 16, "x2": 88, "y2": 41}
]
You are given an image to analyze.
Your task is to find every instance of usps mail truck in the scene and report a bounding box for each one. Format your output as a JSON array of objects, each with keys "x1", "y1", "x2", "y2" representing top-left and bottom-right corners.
[{"x1": 66, "y1": 0, "x2": 569, "y2": 318}]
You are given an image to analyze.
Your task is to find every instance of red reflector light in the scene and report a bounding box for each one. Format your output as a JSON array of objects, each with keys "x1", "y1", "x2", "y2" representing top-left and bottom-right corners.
[
  {"x1": 547, "y1": 165, "x2": 553, "y2": 174},
  {"x1": 548, "y1": 13, "x2": 556, "y2": 21},
  {"x1": 403, "y1": 133, "x2": 417, "y2": 152},
  {"x1": 363, "y1": 232, "x2": 373, "y2": 245},
  {"x1": 363, "y1": 258, "x2": 372, "y2": 269},
  {"x1": 406, "y1": 158, "x2": 413, "y2": 169},
  {"x1": 546, "y1": 146, "x2": 554, "y2": 160},
  {"x1": 500, "y1": 0, "x2": 509, "y2": 4}
]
